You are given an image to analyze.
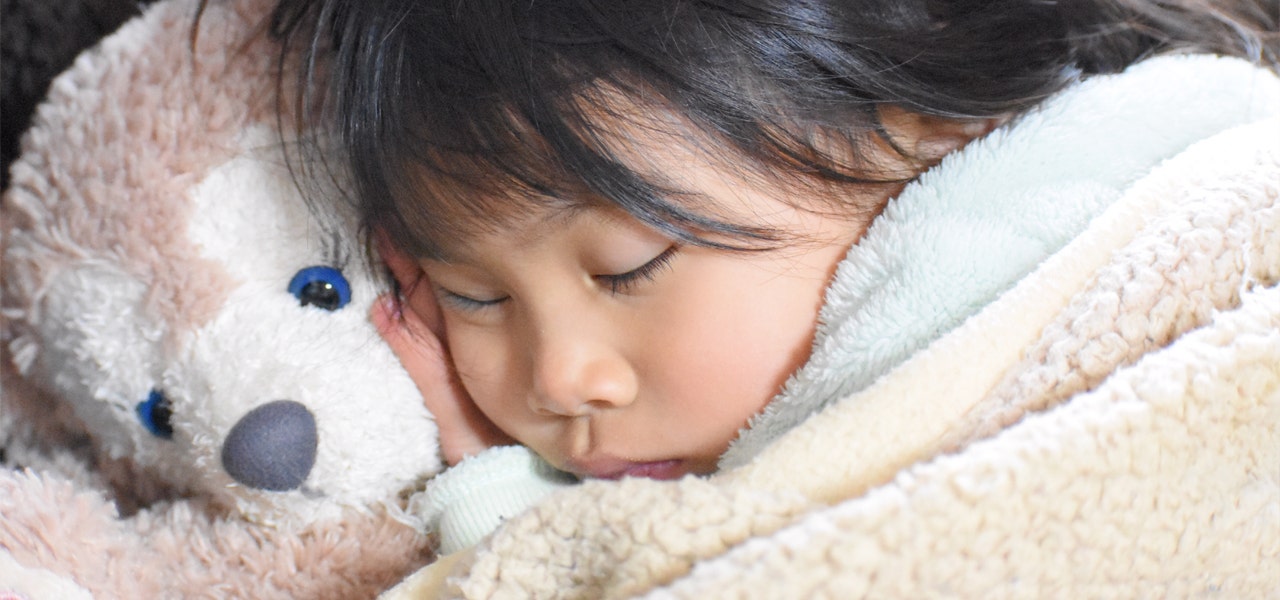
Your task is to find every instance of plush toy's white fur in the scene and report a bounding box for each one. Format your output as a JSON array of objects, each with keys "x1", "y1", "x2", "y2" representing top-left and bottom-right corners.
[{"x1": 1, "y1": 0, "x2": 442, "y2": 596}]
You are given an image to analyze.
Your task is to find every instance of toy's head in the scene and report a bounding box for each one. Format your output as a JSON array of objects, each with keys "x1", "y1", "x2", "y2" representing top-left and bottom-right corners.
[{"x1": 1, "y1": 0, "x2": 441, "y2": 525}]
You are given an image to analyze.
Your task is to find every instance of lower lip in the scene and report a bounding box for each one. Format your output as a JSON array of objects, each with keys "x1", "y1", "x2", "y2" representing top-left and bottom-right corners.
[{"x1": 597, "y1": 459, "x2": 685, "y2": 481}]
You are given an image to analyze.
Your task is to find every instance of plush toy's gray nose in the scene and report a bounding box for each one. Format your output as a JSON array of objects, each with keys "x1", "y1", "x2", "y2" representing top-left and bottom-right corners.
[{"x1": 221, "y1": 400, "x2": 318, "y2": 491}]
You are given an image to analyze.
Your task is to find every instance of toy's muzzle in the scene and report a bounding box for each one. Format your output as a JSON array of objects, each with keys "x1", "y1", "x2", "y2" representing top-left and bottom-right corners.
[{"x1": 220, "y1": 400, "x2": 318, "y2": 492}]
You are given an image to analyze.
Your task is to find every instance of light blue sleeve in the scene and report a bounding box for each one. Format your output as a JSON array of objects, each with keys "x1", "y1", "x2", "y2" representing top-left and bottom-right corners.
[{"x1": 412, "y1": 446, "x2": 579, "y2": 554}]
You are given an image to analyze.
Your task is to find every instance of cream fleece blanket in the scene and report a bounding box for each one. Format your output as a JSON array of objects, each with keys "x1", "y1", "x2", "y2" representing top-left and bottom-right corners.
[{"x1": 393, "y1": 61, "x2": 1280, "y2": 598}]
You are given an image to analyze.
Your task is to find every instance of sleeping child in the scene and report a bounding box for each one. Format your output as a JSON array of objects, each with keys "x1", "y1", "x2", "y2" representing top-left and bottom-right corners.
[{"x1": 268, "y1": 0, "x2": 1280, "y2": 594}]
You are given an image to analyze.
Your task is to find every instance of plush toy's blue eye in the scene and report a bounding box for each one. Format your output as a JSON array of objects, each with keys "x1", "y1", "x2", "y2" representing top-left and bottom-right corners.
[
  {"x1": 137, "y1": 389, "x2": 174, "y2": 439},
  {"x1": 289, "y1": 266, "x2": 352, "y2": 311}
]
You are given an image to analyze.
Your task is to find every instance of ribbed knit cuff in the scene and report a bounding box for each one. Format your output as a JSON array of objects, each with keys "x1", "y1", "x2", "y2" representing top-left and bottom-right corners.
[{"x1": 412, "y1": 446, "x2": 578, "y2": 554}]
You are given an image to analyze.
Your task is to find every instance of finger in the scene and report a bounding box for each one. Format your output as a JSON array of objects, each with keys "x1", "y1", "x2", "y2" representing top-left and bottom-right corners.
[
  {"x1": 371, "y1": 294, "x2": 514, "y2": 464},
  {"x1": 374, "y1": 229, "x2": 444, "y2": 335},
  {"x1": 372, "y1": 292, "x2": 447, "y2": 385}
]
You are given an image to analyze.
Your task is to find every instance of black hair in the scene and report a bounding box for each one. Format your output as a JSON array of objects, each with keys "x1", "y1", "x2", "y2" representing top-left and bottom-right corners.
[{"x1": 269, "y1": 0, "x2": 1279, "y2": 258}]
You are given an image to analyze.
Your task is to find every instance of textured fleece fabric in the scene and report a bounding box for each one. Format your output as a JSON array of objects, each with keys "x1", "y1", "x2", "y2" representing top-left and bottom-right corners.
[{"x1": 383, "y1": 54, "x2": 1280, "y2": 598}]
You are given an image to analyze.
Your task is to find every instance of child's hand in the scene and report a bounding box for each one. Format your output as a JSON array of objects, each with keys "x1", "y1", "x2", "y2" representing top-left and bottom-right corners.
[{"x1": 373, "y1": 238, "x2": 515, "y2": 466}]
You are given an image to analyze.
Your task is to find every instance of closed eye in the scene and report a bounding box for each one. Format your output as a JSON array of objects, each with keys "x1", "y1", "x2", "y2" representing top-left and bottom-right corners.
[
  {"x1": 435, "y1": 288, "x2": 509, "y2": 312},
  {"x1": 596, "y1": 245, "x2": 679, "y2": 295}
]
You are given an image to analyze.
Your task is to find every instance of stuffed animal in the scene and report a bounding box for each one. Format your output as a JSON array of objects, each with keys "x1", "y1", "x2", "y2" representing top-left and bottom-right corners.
[{"x1": 0, "y1": 0, "x2": 443, "y2": 596}]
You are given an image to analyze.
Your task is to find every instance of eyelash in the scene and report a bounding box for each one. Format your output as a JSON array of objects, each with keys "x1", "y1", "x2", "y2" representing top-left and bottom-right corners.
[
  {"x1": 596, "y1": 245, "x2": 679, "y2": 295},
  {"x1": 435, "y1": 245, "x2": 680, "y2": 312},
  {"x1": 437, "y1": 289, "x2": 505, "y2": 312}
]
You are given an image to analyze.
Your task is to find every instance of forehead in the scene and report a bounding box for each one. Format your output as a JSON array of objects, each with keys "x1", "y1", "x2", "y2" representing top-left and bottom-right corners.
[{"x1": 424, "y1": 201, "x2": 592, "y2": 264}]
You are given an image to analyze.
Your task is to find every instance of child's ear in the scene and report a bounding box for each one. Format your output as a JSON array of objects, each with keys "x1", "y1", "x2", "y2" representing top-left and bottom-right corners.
[{"x1": 878, "y1": 106, "x2": 1008, "y2": 165}]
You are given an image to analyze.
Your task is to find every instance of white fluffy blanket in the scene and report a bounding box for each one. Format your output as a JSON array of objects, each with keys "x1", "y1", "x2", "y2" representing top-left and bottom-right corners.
[{"x1": 389, "y1": 57, "x2": 1280, "y2": 598}]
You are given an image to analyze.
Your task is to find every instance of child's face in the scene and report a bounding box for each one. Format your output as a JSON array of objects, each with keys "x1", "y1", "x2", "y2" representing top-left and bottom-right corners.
[
  {"x1": 400, "y1": 109, "x2": 988, "y2": 480},
  {"x1": 410, "y1": 137, "x2": 893, "y2": 481}
]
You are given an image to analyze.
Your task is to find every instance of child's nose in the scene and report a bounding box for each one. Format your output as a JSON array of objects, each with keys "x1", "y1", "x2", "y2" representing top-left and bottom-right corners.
[{"x1": 528, "y1": 327, "x2": 638, "y2": 417}]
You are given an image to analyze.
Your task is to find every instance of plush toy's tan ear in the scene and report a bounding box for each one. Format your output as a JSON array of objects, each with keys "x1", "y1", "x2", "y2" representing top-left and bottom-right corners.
[{"x1": 0, "y1": 0, "x2": 157, "y2": 191}]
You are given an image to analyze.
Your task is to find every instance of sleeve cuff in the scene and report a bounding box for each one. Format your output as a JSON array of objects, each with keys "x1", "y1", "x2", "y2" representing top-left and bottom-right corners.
[{"x1": 412, "y1": 445, "x2": 578, "y2": 554}]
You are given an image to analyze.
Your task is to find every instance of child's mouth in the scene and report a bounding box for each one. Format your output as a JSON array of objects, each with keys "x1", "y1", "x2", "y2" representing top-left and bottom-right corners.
[{"x1": 569, "y1": 458, "x2": 686, "y2": 481}]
